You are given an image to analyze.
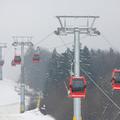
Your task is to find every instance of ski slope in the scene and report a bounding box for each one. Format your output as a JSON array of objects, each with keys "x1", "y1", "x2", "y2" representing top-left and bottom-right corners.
[
  {"x1": 0, "y1": 79, "x2": 55, "y2": 120},
  {"x1": 0, "y1": 79, "x2": 19, "y2": 105},
  {"x1": 0, "y1": 79, "x2": 19, "y2": 114}
]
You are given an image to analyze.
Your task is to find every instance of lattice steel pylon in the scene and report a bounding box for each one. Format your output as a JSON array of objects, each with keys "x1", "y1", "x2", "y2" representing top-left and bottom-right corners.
[
  {"x1": 0, "y1": 43, "x2": 7, "y2": 80},
  {"x1": 12, "y1": 36, "x2": 33, "y2": 113},
  {"x1": 55, "y1": 16, "x2": 100, "y2": 120}
]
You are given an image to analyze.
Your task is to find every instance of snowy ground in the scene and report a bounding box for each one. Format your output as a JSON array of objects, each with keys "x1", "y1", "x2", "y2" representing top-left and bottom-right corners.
[
  {"x1": 0, "y1": 79, "x2": 19, "y2": 106},
  {"x1": 0, "y1": 79, "x2": 55, "y2": 120}
]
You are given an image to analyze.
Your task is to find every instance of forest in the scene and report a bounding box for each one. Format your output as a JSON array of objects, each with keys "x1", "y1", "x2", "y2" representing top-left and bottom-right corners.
[{"x1": 21, "y1": 45, "x2": 120, "y2": 120}]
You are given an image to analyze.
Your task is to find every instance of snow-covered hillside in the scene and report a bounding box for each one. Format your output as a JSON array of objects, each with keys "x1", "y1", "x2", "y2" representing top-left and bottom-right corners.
[
  {"x1": 0, "y1": 79, "x2": 19, "y2": 106},
  {"x1": 0, "y1": 79, "x2": 55, "y2": 120}
]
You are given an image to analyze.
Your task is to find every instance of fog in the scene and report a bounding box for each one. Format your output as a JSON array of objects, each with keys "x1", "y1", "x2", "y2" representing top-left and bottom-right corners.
[{"x1": 0, "y1": 0, "x2": 120, "y2": 78}]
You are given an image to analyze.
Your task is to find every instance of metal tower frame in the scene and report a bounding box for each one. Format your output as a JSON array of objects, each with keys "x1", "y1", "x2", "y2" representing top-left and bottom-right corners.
[
  {"x1": 0, "y1": 43, "x2": 7, "y2": 80},
  {"x1": 55, "y1": 16, "x2": 100, "y2": 120},
  {"x1": 12, "y1": 36, "x2": 33, "y2": 113}
]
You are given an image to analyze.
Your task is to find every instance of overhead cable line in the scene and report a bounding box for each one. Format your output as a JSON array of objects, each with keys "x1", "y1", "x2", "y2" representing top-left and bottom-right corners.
[
  {"x1": 33, "y1": 30, "x2": 88, "y2": 51},
  {"x1": 100, "y1": 33, "x2": 116, "y2": 50},
  {"x1": 58, "y1": 36, "x2": 68, "y2": 49},
  {"x1": 81, "y1": 67, "x2": 120, "y2": 111},
  {"x1": 34, "y1": 31, "x2": 54, "y2": 46},
  {"x1": 50, "y1": 35, "x2": 88, "y2": 50}
]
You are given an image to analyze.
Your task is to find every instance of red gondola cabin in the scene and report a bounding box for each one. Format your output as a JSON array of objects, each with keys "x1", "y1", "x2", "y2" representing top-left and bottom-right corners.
[
  {"x1": 68, "y1": 76, "x2": 87, "y2": 98},
  {"x1": 112, "y1": 69, "x2": 120, "y2": 90},
  {"x1": 32, "y1": 54, "x2": 40, "y2": 63},
  {"x1": 0, "y1": 60, "x2": 4, "y2": 66},
  {"x1": 14, "y1": 55, "x2": 21, "y2": 65}
]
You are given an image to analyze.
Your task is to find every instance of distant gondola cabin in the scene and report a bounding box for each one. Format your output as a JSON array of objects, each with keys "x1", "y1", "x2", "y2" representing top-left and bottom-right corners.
[
  {"x1": 14, "y1": 56, "x2": 21, "y2": 65},
  {"x1": 32, "y1": 54, "x2": 40, "y2": 63},
  {"x1": 68, "y1": 76, "x2": 86, "y2": 98},
  {"x1": 112, "y1": 69, "x2": 120, "y2": 90},
  {"x1": 0, "y1": 60, "x2": 4, "y2": 66}
]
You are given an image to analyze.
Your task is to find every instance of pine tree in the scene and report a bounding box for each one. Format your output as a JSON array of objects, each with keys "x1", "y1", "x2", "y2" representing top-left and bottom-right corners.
[
  {"x1": 59, "y1": 48, "x2": 73, "y2": 79},
  {"x1": 49, "y1": 48, "x2": 61, "y2": 82},
  {"x1": 80, "y1": 46, "x2": 91, "y2": 76}
]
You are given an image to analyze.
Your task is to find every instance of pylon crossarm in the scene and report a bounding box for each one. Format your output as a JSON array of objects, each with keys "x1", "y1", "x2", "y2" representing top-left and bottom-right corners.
[
  {"x1": 56, "y1": 16, "x2": 99, "y2": 18},
  {"x1": 55, "y1": 16, "x2": 100, "y2": 36},
  {"x1": 12, "y1": 41, "x2": 33, "y2": 47},
  {"x1": 55, "y1": 27, "x2": 100, "y2": 35}
]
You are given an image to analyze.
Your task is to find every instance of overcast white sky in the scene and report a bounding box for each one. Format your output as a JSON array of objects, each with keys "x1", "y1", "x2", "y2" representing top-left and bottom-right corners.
[{"x1": 1, "y1": 0, "x2": 120, "y2": 78}]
